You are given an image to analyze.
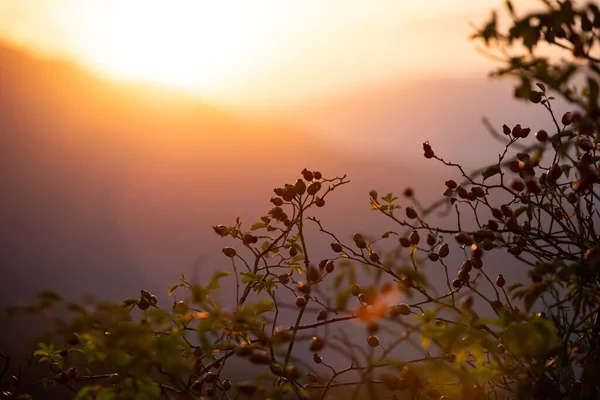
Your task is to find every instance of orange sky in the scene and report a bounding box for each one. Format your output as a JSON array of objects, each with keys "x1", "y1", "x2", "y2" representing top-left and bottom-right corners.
[{"x1": 0, "y1": 0, "x2": 542, "y2": 109}]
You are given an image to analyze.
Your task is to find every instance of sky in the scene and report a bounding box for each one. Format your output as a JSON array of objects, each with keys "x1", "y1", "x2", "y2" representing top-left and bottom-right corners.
[{"x1": 0, "y1": 0, "x2": 542, "y2": 110}]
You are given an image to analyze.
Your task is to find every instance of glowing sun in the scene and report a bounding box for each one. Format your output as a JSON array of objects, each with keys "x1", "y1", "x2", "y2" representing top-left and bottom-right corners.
[{"x1": 77, "y1": 1, "x2": 284, "y2": 95}]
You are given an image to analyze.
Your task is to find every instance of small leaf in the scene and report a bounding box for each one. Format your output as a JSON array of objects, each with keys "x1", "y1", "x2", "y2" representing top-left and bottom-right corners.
[
  {"x1": 535, "y1": 83, "x2": 546, "y2": 93},
  {"x1": 168, "y1": 283, "x2": 185, "y2": 297},
  {"x1": 122, "y1": 298, "x2": 138, "y2": 308},
  {"x1": 250, "y1": 222, "x2": 266, "y2": 231},
  {"x1": 482, "y1": 165, "x2": 501, "y2": 181},
  {"x1": 208, "y1": 270, "x2": 232, "y2": 290}
]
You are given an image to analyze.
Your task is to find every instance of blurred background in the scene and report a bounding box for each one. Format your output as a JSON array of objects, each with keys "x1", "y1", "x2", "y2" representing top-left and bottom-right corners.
[{"x1": 0, "y1": 0, "x2": 566, "y2": 355}]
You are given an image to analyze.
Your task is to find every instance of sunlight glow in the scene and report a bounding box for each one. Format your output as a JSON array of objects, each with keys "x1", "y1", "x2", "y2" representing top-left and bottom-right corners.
[{"x1": 74, "y1": 1, "x2": 285, "y2": 95}]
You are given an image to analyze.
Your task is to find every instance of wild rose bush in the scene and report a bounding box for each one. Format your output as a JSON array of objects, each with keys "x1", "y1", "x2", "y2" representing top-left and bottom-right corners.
[{"x1": 2, "y1": 1, "x2": 600, "y2": 399}]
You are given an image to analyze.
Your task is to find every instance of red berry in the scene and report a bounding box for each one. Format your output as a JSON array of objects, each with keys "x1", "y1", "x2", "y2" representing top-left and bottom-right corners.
[
  {"x1": 445, "y1": 180, "x2": 457, "y2": 189},
  {"x1": 68, "y1": 333, "x2": 80, "y2": 346},
  {"x1": 325, "y1": 260, "x2": 335, "y2": 273},
  {"x1": 222, "y1": 247, "x2": 237, "y2": 258},
  {"x1": 317, "y1": 310, "x2": 328, "y2": 321},
  {"x1": 535, "y1": 130, "x2": 548, "y2": 142},
  {"x1": 529, "y1": 91, "x2": 543, "y2": 104},
  {"x1": 313, "y1": 353, "x2": 323, "y2": 364},
  {"x1": 302, "y1": 168, "x2": 314, "y2": 181},
  {"x1": 367, "y1": 335, "x2": 380, "y2": 347},
  {"x1": 203, "y1": 372, "x2": 217, "y2": 383},
  {"x1": 406, "y1": 207, "x2": 418, "y2": 219},
  {"x1": 55, "y1": 372, "x2": 69, "y2": 385},
  {"x1": 409, "y1": 231, "x2": 420, "y2": 245},
  {"x1": 561, "y1": 112, "x2": 573, "y2": 126},
  {"x1": 496, "y1": 274, "x2": 506, "y2": 287},
  {"x1": 438, "y1": 243, "x2": 449, "y2": 258},
  {"x1": 295, "y1": 297, "x2": 306, "y2": 307}
]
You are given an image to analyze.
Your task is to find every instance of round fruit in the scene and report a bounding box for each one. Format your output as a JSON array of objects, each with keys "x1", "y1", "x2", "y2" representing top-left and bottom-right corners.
[
  {"x1": 307, "y1": 182, "x2": 321, "y2": 195},
  {"x1": 313, "y1": 171, "x2": 322, "y2": 180},
  {"x1": 109, "y1": 373, "x2": 120, "y2": 385},
  {"x1": 455, "y1": 232, "x2": 473, "y2": 246},
  {"x1": 295, "y1": 179, "x2": 307, "y2": 195},
  {"x1": 331, "y1": 243, "x2": 343, "y2": 252},
  {"x1": 222, "y1": 379, "x2": 232, "y2": 391},
  {"x1": 350, "y1": 284, "x2": 361, "y2": 296},
  {"x1": 325, "y1": 260, "x2": 335, "y2": 273},
  {"x1": 309, "y1": 336, "x2": 325, "y2": 352},
  {"x1": 317, "y1": 310, "x2": 328, "y2": 321},
  {"x1": 222, "y1": 247, "x2": 237, "y2": 258},
  {"x1": 535, "y1": 129, "x2": 548, "y2": 142},
  {"x1": 270, "y1": 363, "x2": 284, "y2": 375},
  {"x1": 367, "y1": 335, "x2": 380, "y2": 347},
  {"x1": 313, "y1": 353, "x2": 323, "y2": 364},
  {"x1": 445, "y1": 180, "x2": 457, "y2": 189},
  {"x1": 203, "y1": 372, "x2": 217, "y2": 383},
  {"x1": 271, "y1": 197, "x2": 283, "y2": 206},
  {"x1": 55, "y1": 372, "x2": 69, "y2": 385},
  {"x1": 278, "y1": 274, "x2": 290, "y2": 284},
  {"x1": 529, "y1": 91, "x2": 543, "y2": 103},
  {"x1": 68, "y1": 333, "x2": 80, "y2": 346},
  {"x1": 138, "y1": 297, "x2": 150, "y2": 310},
  {"x1": 302, "y1": 168, "x2": 314, "y2": 181},
  {"x1": 295, "y1": 297, "x2": 306, "y2": 307},
  {"x1": 409, "y1": 231, "x2": 420, "y2": 245},
  {"x1": 369, "y1": 253, "x2": 380, "y2": 263},
  {"x1": 66, "y1": 366, "x2": 78, "y2": 379},
  {"x1": 399, "y1": 237, "x2": 411, "y2": 248},
  {"x1": 406, "y1": 207, "x2": 418, "y2": 219},
  {"x1": 510, "y1": 180, "x2": 525, "y2": 192},
  {"x1": 315, "y1": 197, "x2": 325, "y2": 207},
  {"x1": 355, "y1": 238, "x2": 367, "y2": 249},
  {"x1": 438, "y1": 243, "x2": 450, "y2": 258},
  {"x1": 243, "y1": 233, "x2": 258, "y2": 245}
]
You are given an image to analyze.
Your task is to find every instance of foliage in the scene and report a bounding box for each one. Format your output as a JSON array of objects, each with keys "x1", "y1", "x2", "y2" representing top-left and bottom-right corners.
[{"x1": 2, "y1": 1, "x2": 600, "y2": 399}]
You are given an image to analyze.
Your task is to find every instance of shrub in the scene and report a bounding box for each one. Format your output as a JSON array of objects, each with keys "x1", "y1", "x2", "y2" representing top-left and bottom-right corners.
[{"x1": 3, "y1": 1, "x2": 600, "y2": 399}]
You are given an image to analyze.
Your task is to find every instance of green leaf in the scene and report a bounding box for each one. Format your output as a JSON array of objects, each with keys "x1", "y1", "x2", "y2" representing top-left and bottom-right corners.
[
  {"x1": 251, "y1": 222, "x2": 267, "y2": 231},
  {"x1": 502, "y1": 319, "x2": 558, "y2": 358},
  {"x1": 122, "y1": 298, "x2": 137, "y2": 308},
  {"x1": 252, "y1": 300, "x2": 275, "y2": 315},
  {"x1": 512, "y1": 206, "x2": 529, "y2": 220},
  {"x1": 168, "y1": 283, "x2": 185, "y2": 297},
  {"x1": 208, "y1": 270, "x2": 232, "y2": 290},
  {"x1": 33, "y1": 349, "x2": 48, "y2": 357},
  {"x1": 482, "y1": 165, "x2": 500, "y2": 181},
  {"x1": 506, "y1": 282, "x2": 523, "y2": 292}
]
